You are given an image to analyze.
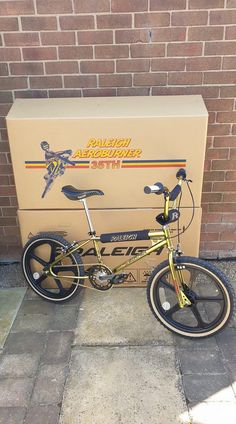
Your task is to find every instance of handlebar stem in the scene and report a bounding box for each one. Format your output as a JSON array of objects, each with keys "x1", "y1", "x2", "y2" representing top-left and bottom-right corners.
[
  {"x1": 164, "y1": 192, "x2": 170, "y2": 220},
  {"x1": 163, "y1": 179, "x2": 183, "y2": 220},
  {"x1": 171, "y1": 179, "x2": 183, "y2": 210}
]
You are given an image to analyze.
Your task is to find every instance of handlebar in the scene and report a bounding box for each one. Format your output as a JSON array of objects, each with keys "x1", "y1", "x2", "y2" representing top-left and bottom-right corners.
[
  {"x1": 144, "y1": 168, "x2": 186, "y2": 198},
  {"x1": 144, "y1": 168, "x2": 187, "y2": 221},
  {"x1": 169, "y1": 184, "x2": 182, "y2": 201}
]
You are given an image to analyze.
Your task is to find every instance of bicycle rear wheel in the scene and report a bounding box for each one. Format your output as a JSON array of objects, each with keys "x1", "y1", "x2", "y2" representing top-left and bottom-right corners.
[
  {"x1": 147, "y1": 256, "x2": 235, "y2": 338},
  {"x1": 22, "y1": 233, "x2": 84, "y2": 302}
]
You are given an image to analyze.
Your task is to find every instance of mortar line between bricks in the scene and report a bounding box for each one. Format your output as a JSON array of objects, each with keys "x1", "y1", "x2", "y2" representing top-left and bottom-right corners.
[
  {"x1": 0, "y1": 376, "x2": 36, "y2": 382},
  {"x1": 188, "y1": 400, "x2": 236, "y2": 403},
  {"x1": 176, "y1": 345, "x2": 220, "y2": 352},
  {"x1": 173, "y1": 371, "x2": 229, "y2": 376},
  {"x1": 71, "y1": 342, "x2": 176, "y2": 349},
  {"x1": 10, "y1": 329, "x2": 77, "y2": 334}
]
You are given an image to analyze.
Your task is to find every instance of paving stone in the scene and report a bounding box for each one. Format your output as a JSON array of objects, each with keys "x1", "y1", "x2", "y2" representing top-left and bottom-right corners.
[
  {"x1": 25, "y1": 289, "x2": 44, "y2": 300},
  {"x1": 0, "y1": 288, "x2": 27, "y2": 348},
  {"x1": 183, "y1": 374, "x2": 235, "y2": 402},
  {"x1": 178, "y1": 349, "x2": 226, "y2": 375},
  {"x1": 74, "y1": 288, "x2": 174, "y2": 346},
  {"x1": 225, "y1": 361, "x2": 236, "y2": 396},
  {"x1": 24, "y1": 405, "x2": 60, "y2": 424},
  {"x1": 229, "y1": 317, "x2": 236, "y2": 328},
  {"x1": 0, "y1": 407, "x2": 26, "y2": 424},
  {"x1": 11, "y1": 313, "x2": 51, "y2": 333},
  {"x1": 54, "y1": 289, "x2": 84, "y2": 306},
  {"x1": 49, "y1": 306, "x2": 78, "y2": 331},
  {"x1": 225, "y1": 361, "x2": 236, "y2": 375},
  {"x1": 216, "y1": 328, "x2": 236, "y2": 362},
  {"x1": 0, "y1": 263, "x2": 24, "y2": 288},
  {"x1": 20, "y1": 300, "x2": 54, "y2": 315},
  {"x1": 189, "y1": 401, "x2": 236, "y2": 424},
  {"x1": 0, "y1": 353, "x2": 40, "y2": 378},
  {"x1": 42, "y1": 331, "x2": 73, "y2": 364},
  {"x1": 4, "y1": 332, "x2": 46, "y2": 354},
  {"x1": 0, "y1": 378, "x2": 34, "y2": 407},
  {"x1": 32, "y1": 363, "x2": 68, "y2": 404},
  {"x1": 174, "y1": 334, "x2": 218, "y2": 350},
  {"x1": 25, "y1": 288, "x2": 83, "y2": 305},
  {"x1": 60, "y1": 346, "x2": 189, "y2": 424},
  {"x1": 212, "y1": 260, "x2": 236, "y2": 283},
  {"x1": 211, "y1": 261, "x2": 236, "y2": 328}
]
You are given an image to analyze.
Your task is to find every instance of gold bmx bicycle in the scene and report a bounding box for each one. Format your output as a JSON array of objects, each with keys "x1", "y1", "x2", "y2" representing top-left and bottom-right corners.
[{"x1": 22, "y1": 169, "x2": 235, "y2": 338}]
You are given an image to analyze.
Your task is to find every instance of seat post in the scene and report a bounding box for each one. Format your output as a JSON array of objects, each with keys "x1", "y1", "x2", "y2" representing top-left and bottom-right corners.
[{"x1": 80, "y1": 198, "x2": 96, "y2": 235}]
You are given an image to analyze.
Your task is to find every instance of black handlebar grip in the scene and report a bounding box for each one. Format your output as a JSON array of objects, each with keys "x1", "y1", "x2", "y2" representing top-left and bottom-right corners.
[
  {"x1": 176, "y1": 168, "x2": 186, "y2": 179},
  {"x1": 169, "y1": 184, "x2": 181, "y2": 201},
  {"x1": 144, "y1": 186, "x2": 152, "y2": 194}
]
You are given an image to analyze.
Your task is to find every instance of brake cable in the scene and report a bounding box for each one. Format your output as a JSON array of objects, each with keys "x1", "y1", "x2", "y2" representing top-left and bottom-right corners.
[
  {"x1": 177, "y1": 190, "x2": 182, "y2": 244},
  {"x1": 168, "y1": 179, "x2": 195, "y2": 241}
]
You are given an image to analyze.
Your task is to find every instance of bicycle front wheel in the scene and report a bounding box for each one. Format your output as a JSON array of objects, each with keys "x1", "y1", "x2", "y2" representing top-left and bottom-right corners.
[
  {"x1": 22, "y1": 233, "x2": 84, "y2": 302},
  {"x1": 147, "y1": 256, "x2": 235, "y2": 338}
]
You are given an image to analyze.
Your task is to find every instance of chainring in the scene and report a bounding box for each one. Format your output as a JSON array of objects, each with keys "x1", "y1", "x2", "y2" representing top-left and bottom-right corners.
[{"x1": 88, "y1": 265, "x2": 113, "y2": 291}]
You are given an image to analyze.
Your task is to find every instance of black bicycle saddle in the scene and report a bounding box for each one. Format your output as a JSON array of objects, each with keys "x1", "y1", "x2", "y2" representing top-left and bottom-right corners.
[{"x1": 62, "y1": 185, "x2": 104, "y2": 201}]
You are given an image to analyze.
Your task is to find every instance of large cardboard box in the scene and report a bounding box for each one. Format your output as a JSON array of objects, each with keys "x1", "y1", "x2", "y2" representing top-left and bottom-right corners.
[
  {"x1": 18, "y1": 207, "x2": 201, "y2": 287},
  {"x1": 7, "y1": 96, "x2": 208, "y2": 209}
]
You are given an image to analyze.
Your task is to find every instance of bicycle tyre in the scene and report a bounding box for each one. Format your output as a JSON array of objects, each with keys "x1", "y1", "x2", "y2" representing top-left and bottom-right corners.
[
  {"x1": 147, "y1": 256, "x2": 236, "y2": 338},
  {"x1": 22, "y1": 233, "x2": 84, "y2": 302}
]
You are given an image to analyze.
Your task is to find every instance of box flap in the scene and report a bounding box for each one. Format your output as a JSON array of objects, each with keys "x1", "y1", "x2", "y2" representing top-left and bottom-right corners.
[{"x1": 6, "y1": 95, "x2": 208, "y2": 120}]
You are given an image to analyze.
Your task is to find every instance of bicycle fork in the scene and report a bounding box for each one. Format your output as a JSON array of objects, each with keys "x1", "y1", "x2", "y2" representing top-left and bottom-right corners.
[{"x1": 164, "y1": 226, "x2": 192, "y2": 308}]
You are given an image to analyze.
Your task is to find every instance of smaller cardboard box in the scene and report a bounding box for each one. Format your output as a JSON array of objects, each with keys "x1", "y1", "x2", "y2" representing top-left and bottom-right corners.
[{"x1": 18, "y1": 207, "x2": 201, "y2": 287}]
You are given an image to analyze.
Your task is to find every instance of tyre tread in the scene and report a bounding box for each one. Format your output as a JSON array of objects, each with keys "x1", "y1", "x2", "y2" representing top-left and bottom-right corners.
[
  {"x1": 22, "y1": 232, "x2": 84, "y2": 302},
  {"x1": 146, "y1": 256, "x2": 236, "y2": 338}
]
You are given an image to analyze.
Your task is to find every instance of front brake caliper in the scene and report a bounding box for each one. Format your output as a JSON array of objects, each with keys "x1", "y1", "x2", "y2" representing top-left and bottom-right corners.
[
  {"x1": 177, "y1": 290, "x2": 192, "y2": 308},
  {"x1": 176, "y1": 265, "x2": 192, "y2": 307}
]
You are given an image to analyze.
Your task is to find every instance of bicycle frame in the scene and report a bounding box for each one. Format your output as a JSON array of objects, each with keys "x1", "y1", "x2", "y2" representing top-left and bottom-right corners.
[
  {"x1": 49, "y1": 227, "x2": 169, "y2": 279},
  {"x1": 46, "y1": 159, "x2": 62, "y2": 175},
  {"x1": 46, "y1": 177, "x2": 191, "y2": 308}
]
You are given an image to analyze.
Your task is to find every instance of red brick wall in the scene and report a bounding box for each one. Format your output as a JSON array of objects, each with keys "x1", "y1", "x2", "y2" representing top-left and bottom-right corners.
[{"x1": 0, "y1": 0, "x2": 236, "y2": 259}]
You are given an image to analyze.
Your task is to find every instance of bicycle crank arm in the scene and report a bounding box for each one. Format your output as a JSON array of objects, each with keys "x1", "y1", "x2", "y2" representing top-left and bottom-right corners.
[{"x1": 99, "y1": 273, "x2": 128, "y2": 284}]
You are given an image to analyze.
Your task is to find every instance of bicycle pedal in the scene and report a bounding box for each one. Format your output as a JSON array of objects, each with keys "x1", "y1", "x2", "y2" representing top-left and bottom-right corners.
[{"x1": 111, "y1": 273, "x2": 128, "y2": 284}]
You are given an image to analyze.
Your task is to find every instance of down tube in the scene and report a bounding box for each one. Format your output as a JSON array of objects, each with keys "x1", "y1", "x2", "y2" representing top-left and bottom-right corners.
[{"x1": 112, "y1": 240, "x2": 167, "y2": 274}]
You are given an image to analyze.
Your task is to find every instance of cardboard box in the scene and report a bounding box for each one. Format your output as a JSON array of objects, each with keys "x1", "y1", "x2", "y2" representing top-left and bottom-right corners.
[
  {"x1": 18, "y1": 207, "x2": 202, "y2": 287},
  {"x1": 7, "y1": 96, "x2": 208, "y2": 209}
]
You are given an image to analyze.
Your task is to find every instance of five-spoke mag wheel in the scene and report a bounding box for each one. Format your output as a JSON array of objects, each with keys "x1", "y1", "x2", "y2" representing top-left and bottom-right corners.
[
  {"x1": 22, "y1": 233, "x2": 84, "y2": 302},
  {"x1": 147, "y1": 256, "x2": 235, "y2": 338}
]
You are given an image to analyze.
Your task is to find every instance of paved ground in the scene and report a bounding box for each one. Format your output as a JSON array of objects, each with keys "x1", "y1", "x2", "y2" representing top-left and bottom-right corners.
[
  {"x1": 0, "y1": 261, "x2": 235, "y2": 423},
  {"x1": 0, "y1": 288, "x2": 26, "y2": 348}
]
